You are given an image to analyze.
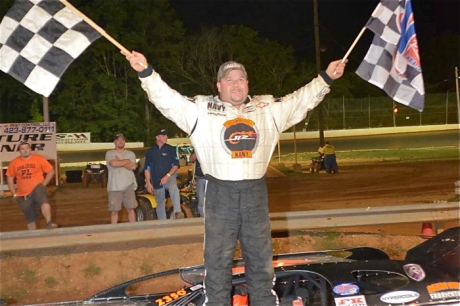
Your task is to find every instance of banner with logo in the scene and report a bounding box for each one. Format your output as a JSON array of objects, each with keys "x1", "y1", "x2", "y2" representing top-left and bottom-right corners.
[
  {"x1": 0, "y1": 122, "x2": 57, "y2": 162},
  {"x1": 56, "y1": 133, "x2": 91, "y2": 144}
]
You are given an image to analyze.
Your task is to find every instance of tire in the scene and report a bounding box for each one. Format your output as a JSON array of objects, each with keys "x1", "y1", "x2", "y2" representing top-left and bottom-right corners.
[
  {"x1": 135, "y1": 197, "x2": 156, "y2": 221},
  {"x1": 82, "y1": 172, "x2": 89, "y2": 187},
  {"x1": 101, "y1": 173, "x2": 108, "y2": 188},
  {"x1": 181, "y1": 194, "x2": 199, "y2": 217},
  {"x1": 166, "y1": 206, "x2": 174, "y2": 219},
  {"x1": 309, "y1": 162, "x2": 314, "y2": 173},
  {"x1": 181, "y1": 203, "x2": 193, "y2": 218},
  {"x1": 314, "y1": 162, "x2": 320, "y2": 173},
  {"x1": 65, "y1": 170, "x2": 82, "y2": 183}
]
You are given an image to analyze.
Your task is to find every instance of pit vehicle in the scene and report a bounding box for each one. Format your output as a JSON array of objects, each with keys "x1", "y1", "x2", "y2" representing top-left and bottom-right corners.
[
  {"x1": 135, "y1": 183, "x2": 198, "y2": 221},
  {"x1": 15, "y1": 227, "x2": 460, "y2": 306},
  {"x1": 134, "y1": 158, "x2": 198, "y2": 221},
  {"x1": 309, "y1": 152, "x2": 325, "y2": 173},
  {"x1": 176, "y1": 143, "x2": 194, "y2": 167},
  {"x1": 82, "y1": 163, "x2": 108, "y2": 188}
]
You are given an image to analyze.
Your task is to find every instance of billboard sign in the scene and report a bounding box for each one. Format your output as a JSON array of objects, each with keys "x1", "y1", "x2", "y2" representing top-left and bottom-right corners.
[{"x1": 0, "y1": 122, "x2": 57, "y2": 162}]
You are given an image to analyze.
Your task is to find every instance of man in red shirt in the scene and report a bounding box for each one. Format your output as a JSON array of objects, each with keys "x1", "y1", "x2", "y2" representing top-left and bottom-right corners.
[{"x1": 6, "y1": 141, "x2": 57, "y2": 230}]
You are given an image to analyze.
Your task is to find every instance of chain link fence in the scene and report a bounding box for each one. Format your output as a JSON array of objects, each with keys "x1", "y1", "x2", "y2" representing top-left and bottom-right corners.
[{"x1": 301, "y1": 92, "x2": 458, "y2": 131}]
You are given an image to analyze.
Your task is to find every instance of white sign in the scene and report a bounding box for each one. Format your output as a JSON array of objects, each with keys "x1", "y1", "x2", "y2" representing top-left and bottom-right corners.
[
  {"x1": 56, "y1": 133, "x2": 91, "y2": 144},
  {"x1": 380, "y1": 291, "x2": 420, "y2": 304},
  {"x1": 0, "y1": 122, "x2": 57, "y2": 162},
  {"x1": 334, "y1": 296, "x2": 367, "y2": 306}
]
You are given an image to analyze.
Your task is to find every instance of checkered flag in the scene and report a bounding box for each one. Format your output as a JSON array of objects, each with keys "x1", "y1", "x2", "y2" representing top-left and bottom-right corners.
[
  {"x1": 0, "y1": 0, "x2": 101, "y2": 97},
  {"x1": 356, "y1": 0, "x2": 425, "y2": 112}
]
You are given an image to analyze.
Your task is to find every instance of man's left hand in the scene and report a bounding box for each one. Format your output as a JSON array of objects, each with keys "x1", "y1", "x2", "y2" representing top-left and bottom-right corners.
[
  {"x1": 326, "y1": 59, "x2": 348, "y2": 80},
  {"x1": 160, "y1": 176, "x2": 169, "y2": 186}
]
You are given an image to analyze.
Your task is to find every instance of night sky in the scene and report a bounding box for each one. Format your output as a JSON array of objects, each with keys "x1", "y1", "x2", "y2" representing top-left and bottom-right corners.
[{"x1": 170, "y1": 0, "x2": 459, "y2": 69}]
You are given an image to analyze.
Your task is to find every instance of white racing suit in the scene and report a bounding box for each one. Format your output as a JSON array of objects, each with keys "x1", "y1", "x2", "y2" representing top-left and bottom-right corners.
[{"x1": 138, "y1": 67, "x2": 333, "y2": 306}]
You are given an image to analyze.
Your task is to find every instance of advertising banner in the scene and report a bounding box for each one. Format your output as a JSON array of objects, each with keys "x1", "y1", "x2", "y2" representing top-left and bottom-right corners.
[
  {"x1": 0, "y1": 122, "x2": 57, "y2": 162},
  {"x1": 56, "y1": 133, "x2": 91, "y2": 144}
]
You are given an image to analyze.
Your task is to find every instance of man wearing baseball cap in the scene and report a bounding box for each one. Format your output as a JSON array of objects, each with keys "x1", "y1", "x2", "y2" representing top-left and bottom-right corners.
[
  {"x1": 105, "y1": 133, "x2": 138, "y2": 224},
  {"x1": 125, "y1": 50, "x2": 346, "y2": 305},
  {"x1": 144, "y1": 128, "x2": 184, "y2": 220}
]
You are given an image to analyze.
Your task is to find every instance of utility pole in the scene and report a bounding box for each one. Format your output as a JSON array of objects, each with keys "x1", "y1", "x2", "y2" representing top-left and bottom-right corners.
[
  {"x1": 455, "y1": 67, "x2": 460, "y2": 123},
  {"x1": 313, "y1": 0, "x2": 325, "y2": 147},
  {"x1": 43, "y1": 96, "x2": 49, "y2": 122}
]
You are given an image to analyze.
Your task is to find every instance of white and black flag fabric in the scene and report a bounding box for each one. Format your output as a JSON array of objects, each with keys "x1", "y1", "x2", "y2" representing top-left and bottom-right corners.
[
  {"x1": 0, "y1": 0, "x2": 101, "y2": 97},
  {"x1": 356, "y1": 0, "x2": 425, "y2": 112}
]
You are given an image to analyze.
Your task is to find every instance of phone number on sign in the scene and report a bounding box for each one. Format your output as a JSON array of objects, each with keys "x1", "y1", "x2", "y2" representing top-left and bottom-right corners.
[{"x1": 2, "y1": 126, "x2": 55, "y2": 134}]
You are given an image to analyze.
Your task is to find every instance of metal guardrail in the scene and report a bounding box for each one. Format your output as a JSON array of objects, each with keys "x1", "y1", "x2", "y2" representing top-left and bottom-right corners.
[{"x1": 0, "y1": 202, "x2": 458, "y2": 252}]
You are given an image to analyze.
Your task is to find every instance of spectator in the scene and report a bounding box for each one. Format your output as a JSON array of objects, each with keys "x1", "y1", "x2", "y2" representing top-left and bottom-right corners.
[
  {"x1": 321, "y1": 141, "x2": 338, "y2": 174},
  {"x1": 144, "y1": 128, "x2": 184, "y2": 219},
  {"x1": 105, "y1": 134, "x2": 138, "y2": 224},
  {"x1": 190, "y1": 152, "x2": 205, "y2": 217},
  {"x1": 125, "y1": 51, "x2": 346, "y2": 305},
  {"x1": 6, "y1": 141, "x2": 57, "y2": 230}
]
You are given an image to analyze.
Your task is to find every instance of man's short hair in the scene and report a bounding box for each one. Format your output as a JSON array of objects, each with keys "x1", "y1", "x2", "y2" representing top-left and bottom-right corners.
[
  {"x1": 217, "y1": 61, "x2": 247, "y2": 81},
  {"x1": 155, "y1": 128, "x2": 168, "y2": 136}
]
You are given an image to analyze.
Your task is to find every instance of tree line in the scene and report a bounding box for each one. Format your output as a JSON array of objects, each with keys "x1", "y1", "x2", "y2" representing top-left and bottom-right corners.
[{"x1": 0, "y1": 0, "x2": 458, "y2": 145}]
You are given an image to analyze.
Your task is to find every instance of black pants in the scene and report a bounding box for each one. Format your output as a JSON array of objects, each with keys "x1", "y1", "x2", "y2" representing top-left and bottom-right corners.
[{"x1": 203, "y1": 176, "x2": 277, "y2": 306}]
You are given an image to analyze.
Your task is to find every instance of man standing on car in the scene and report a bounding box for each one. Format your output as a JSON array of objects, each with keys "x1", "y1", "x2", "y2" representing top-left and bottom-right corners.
[
  {"x1": 6, "y1": 141, "x2": 57, "y2": 230},
  {"x1": 106, "y1": 134, "x2": 138, "y2": 224},
  {"x1": 144, "y1": 128, "x2": 184, "y2": 220},
  {"x1": 125, "y1": 51, "x2": 346, "y2": 305}
]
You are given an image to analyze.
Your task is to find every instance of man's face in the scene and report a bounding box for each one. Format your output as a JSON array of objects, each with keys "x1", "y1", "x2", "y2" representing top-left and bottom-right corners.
[
  {"x1": 156, "y1": 134, "x2": 168, "y2": 145},
  {"x1": 114, "y1": 137, "x2": 126, "y2": 149},
  {"x1": 216, "y1": 69, "x2": 249, "y2": 107},
  {"x1": 19, "y1": 143, "x2": 31, "y2": 158}
]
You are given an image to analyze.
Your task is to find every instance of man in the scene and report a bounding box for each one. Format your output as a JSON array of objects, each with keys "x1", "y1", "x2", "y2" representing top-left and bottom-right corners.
[
  {"x1": 190, "y1": 152, "x2": 206, "y2": 217},
  {"x1": 125, "y1": 51, "x2": 346, "y2": 305},
  {"x1": 321, "y1": 141, "x2": 338, "y2": 174},
  {"x1": 6, "y1": 141, "x2": 57, "y2": 230},
  {"x1": 144, "y1": 128, "x2": 184, "y2": 220},
  {"x1": 105, "y1": 134, "x2": 138, "y2": 224}
]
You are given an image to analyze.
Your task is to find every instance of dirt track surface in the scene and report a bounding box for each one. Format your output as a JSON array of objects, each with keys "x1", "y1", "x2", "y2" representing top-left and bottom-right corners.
[
  {"x1": 0, "y1": 160, "x2": 459, "y2": 304},
  {"x1": 1, "y1": 159, "x2": 459, "y2": 233}
]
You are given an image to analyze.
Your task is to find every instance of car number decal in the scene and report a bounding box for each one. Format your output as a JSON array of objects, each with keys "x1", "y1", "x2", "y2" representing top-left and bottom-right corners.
[{"x1": 155, "y1": 289, "x2": 187, "y2": 305}]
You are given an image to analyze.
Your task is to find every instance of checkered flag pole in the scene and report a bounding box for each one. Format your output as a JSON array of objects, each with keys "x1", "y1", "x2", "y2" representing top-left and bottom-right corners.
[
  {"x1": 0, "y1": 0, "x2": 131, "y2": 97},
  {"x1": 60, "y1": 0, "x2": 130, "y2": 55},
  {"x1": 339, "y1": 3, "x2": 383, "y2": 64}
]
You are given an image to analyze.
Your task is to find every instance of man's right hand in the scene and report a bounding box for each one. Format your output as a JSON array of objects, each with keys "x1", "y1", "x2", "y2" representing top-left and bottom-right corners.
[
  {"x1": 123, "y1": 51, "x2": 148, "y2": 72},
  {"x1": 146, "y1": 182, "x2": 154, "y2": 195}
]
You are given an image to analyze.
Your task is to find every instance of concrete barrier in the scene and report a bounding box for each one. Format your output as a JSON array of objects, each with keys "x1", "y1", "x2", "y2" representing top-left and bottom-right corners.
[{"x1": 1, "y1": 202, "x2": 458, "y2": 251}]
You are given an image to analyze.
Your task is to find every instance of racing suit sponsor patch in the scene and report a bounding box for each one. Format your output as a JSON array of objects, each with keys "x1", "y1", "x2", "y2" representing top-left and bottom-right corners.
[
  {"x1": 207, "y1": 101, "x2": 226, "y2": 116},
  {"x1": 242, "y1": 105, "x2": 256, "y2": 113},
  {"x1": 255, "y1": 101, "x2": 269, "y2": 108},
  {"x1": 221, "y1": 118, "x2": 259, "y2": 158},
  {"x1": 316, "y1": 86, "x2": 330, "y2": 99},
  {"x1": 183, "y1": 96, "x2": 196, "y2": 103}
]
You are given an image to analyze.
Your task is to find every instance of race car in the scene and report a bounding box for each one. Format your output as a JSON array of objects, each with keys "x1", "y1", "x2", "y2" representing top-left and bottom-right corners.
[{"x1": 13, "y1": 226, "x2": 460, "y2": 306}]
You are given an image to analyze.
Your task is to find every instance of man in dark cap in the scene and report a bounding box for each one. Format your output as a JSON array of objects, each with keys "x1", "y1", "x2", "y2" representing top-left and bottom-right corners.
[
  {"x1": 105, "y1": 133, "x2": 138, "y2": 224},
  {"x1": 144, "y1": 128, "x2": 184, "y2": 219},
  {"x1": 125, "y1": 50, "x2": 346, "y2": 305}
]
